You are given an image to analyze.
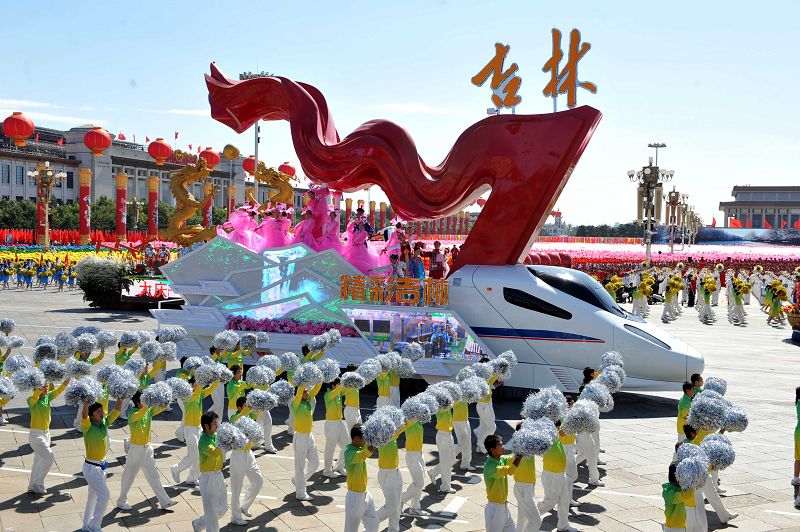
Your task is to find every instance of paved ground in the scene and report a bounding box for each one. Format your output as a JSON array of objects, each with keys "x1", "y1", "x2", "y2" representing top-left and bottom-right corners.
[{"x1": 0, "y1": 287, "x2": 799, "y2": 531}]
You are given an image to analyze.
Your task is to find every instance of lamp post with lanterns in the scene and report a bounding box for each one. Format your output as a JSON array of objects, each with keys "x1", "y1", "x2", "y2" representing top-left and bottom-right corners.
[
  {"x1": 628, "y1": 144, "x2": 674, "y2": 266},
  {"x1": 28, "y1": 162, "x2": 66, "y2": 249}
]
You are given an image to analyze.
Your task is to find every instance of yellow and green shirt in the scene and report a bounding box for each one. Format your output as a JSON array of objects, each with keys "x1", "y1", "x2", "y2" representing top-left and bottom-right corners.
[
  {"x1": 324, "y1": 387, "x2": 343, "y2": 421},
  {"x1": 184, "y1": 382, "x2": 218, "y2": 427},
  {"x1": 228, "y1": 408, "x2": 255, "y2": 451},
  {"x1": 483, "y1": 455, "x2": 516, "y2": 504},
  {"x1": 82, "y1": 409, "x2": 120, "y2": 462},
  {"x1": 560, "y1": 431, "x2": 576, "y2": 445},
  {"x1": 226, "y1": 379, "x2": 249, "y2": 411},
  {"x1": 128, "y1": 406, "x2": 165, "y2": 446},
  {"x1": 663, "y1": 482, "x2": 695, "y2": 527},
  {"x1": 224, "y1": 349, "x2": 246, "y2": 369},
  {"x1": 514, "y1": 455, "x2": 536, "y2": 484},
  {"x1": 453, "y1": 401, "x2": 469, "y2": 422},
  {"x1": 115, "y1": 348, "x2": 133, "y2": 366},
  {"x1": 376, "y1": 372, "x2": 390, "y2": 397},
  {"x1": 344, "y1": 443, "x2": 373, "y2": 492},
  {"x1": 199, "y1": 431, "x2": 223, "y2": 472},
  {"x1": 292, "y1": 384, "x2": 321, "y2": 434},
  {"x1": 405, "y1": 422, "x2": 423, "y2": 452},
  {"x1": 435, "y1": 409, "x2": 453, "y2": 432},
  {"x1": 378, "y1": 439, "x2": 399, "y2": 469},
  {"x1": 479, "y1": 375, "x2": 497, "y2": 403},
  {"x1": 677, "y1": 393, "x2": 692, "y2": 434},
  {"x1": 28, "y1": 382, "x2": 68, "y2": 431},
  {"x1": 389, "y1": 371, "x2": 400, "y2": 387},
  {"x1": 344, "y1": 387, "x2": 360, "y2": 408},
  {"x1": 543, "y1": 439, "x2": 566, "y2": 473}
]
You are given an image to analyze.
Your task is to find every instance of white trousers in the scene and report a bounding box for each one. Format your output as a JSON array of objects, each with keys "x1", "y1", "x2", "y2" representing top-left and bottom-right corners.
[
  {"x1": 175, "y1": 425, "x2": 201, "y2": 483},
  {"x1": 454, "y1": 420, "x2": 472, "y2": 468},
  {"x1": 28, "y1": 429, "x2": 54, "y2": 492},
  {"x1": 175, "y1": 399, "x2": 186, "y2": 441},
  {"x1": 702, "y1": 472, "x2": 733, "y2": 521},
  {"x1": 514, "y1": 481, "x2": 542, "y2": 532},
  {"x1": 287, "y1": 404, "x2": 295, "y2": 435},
  {"x1": 376, "y1": 468, "x2": 403, "y2": 532},
  {"x1": 685, "y1": 505, "x2": 702, "y2": 532},
  {"x1": 575, "y1": 432, "x2": 600, "y2": 483},
  {"x1": 293, "y1": 432, "x2": 319, "y2": 497},
  {"x1": 230, "y1": 449, "x2": 263, "y2": 521},
  {"x1": 485, "y1": 501, "x2": 515, "y2": 532},
  {"x1": 429, "y1": 430, "x2": 455, "y2": 490},
  {"x1": 344, "y1": 490, "x2": 379, "y2": 532},
  {"x1": 82, "y1": 461, "x2": 110, "y2": 531},
  {"x1": 389, "y1": 386, "x2": 400, "y2": 408},
  {"x1": 344, "y1": 406, "x2": 362, "y2": 433},
  {"x1": 401, "y1": 451, "x2": 424, "y2": 510},
  {"x1": 117, "y1": 444, "x2": 172, "y2": 507},
  {"x1": 539, "y1": 470, "x2": 571, "y2": 530},
  {"x1": 74, "y1": 406, "x2": 83, "y2": 431},
  {"x1": 258, "y1": 410, "x2": 275, "y2": 451},
  {"x1": 474, "y1": 401, "x2": 496, "y2": 453},
  {"x1": 564, "y1": 443, "x2": 578, "y2": 483},
  {"x1": 376, "y1": 395, "x2": 390, "y2": 409},
  {"x1": 210, "y1": 384, "x2": 225, "y2": 419},
  {"x1": 693, "y1": 488, "x2": 708, "y2": 531},
  {"x1": 323, "y1": 419, "x2": 348, "y2": 473},
  {"x1": 192, "y1": 471, "x2": 228, "y2": 532}
]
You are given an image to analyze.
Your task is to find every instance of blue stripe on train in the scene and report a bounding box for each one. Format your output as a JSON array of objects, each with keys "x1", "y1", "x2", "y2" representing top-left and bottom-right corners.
[{"x1": 471, "y1": 326, "x2": 605, "y2": 343}]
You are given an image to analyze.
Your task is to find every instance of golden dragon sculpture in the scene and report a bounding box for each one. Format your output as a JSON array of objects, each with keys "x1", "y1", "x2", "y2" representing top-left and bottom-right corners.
[
  {"x1": 244, "y1": 161, "x2": 296, "y2": 208},
  {"x1": 162, "y1": 158, "x2": 220, "y2": 246}
]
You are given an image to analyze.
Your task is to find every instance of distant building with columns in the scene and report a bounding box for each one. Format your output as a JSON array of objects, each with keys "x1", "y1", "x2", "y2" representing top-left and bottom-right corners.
[{"x1": 718, "y1": 185, "x2": 800, "y2": 228}]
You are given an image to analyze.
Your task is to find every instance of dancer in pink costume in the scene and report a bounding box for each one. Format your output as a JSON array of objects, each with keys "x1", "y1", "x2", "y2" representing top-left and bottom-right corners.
[
  {"x1": 306, "y1": 186, "x2": 331, "y2": 240},
  {"x1": 341, "y1": 207, "x2": 379, "y2": 273},
  {"x1": 379, "y1": 220, "x2": 407, "y2": 266},
  {"x1": 279, "y1": 206, "x2": 294, "y2": 243},
  {"x1": 218, "y1": 209, "x2": 265, "y2": 251},
  {"x1": 291, "y1": 209, "x2": 320, "y2": 250},
  {"x1": 262, "y1": 206, "x2": 289, "y2": 248},
  {"x1": 319, "y1": 209, "x2": 344, "y2": 253}
]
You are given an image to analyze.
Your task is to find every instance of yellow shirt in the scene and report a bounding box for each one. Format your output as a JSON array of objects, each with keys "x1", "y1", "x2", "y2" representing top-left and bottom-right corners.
[
  {"x1": 389, "y1": 371, "x2": 400, "y2": 387},
  {"x1": 184, "y1": 382, "x2": 218, "y2": 427},
  {"x1": 28, "y1": 382, "x2": 68, "y2": 431},
  {"x1": 324, "y1": 387, "x2": 343, "y2": 421},
  {"x1": 292, "y1": 384, "x2": 321, "y2": 434},
  {"x1": 691, "y1": 429, "x2": 712, "y2": 445},
  {"x1": 453, "y1": 401, "x2": 469, "y2": 422},
  {"x1": 226, "y1": 380, "x2": 249, "y2": 411},
  {"x1": 128, "y1": 406, "x2": 165, "y2": 446},
  {"x1": 514, "y1": 455, "x2": 536, "y2": 484},
  {"x1": 560, "y1": 432, "x2": 576, "y2": 445},
  {"x1": 229, "y1": 408, "x2": 255, "y2": 451},
  {"x1": 405, "y1": 422, "x2": 424, "y2": 452},
  {"x1": 543, "y1": 440, "x2": 567, "y2": 473},
  {"x1": 376, "y1": 372, "x2": 390, "y2": 397},
  {"x1": 345, "y1": 444, "x2": 373, "y2": 492},
  {"x1": 378, "y1": 440, "x2": 399, "y2": 469},
  {"x1": 344, "y1": 387, "x2": 360, "y2": 407},
  {"x1": 479, "y1": 375, "x2": 497, "y2": 403},
  {"x1": 435, "y1": 409, "x2": 453, "y2": 432},
  {"x1": 82, "y1": 409, "x2": 120, "y2": 462},
  {"x1": 199, "y1": 431, "x2": 224, "y2": 472}
]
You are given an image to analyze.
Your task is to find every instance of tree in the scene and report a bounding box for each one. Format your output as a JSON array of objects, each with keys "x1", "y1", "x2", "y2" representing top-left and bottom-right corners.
[
  {"x1": 49, "y1": 200, "x2": 79, "y2": 229},
  {"x1": 90, "y1": 197, "x2": 117, "y2": 231},
  {"x1": 157, "y1": 201, "x2": 175, "y2": 230}
]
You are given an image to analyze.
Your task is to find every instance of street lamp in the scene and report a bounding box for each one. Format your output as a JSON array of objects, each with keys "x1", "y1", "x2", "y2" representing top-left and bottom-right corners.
[
  {"x1": 127, "y1": 196, "x2": 146, "y2": 230},
  {"x1": 679, "y1": 193, "x2": 689, "y2": 250},
  {"x1": 27, "y1": 162, "x2": 65, "y2": 249},
  {"x1": 628, "y1": 147, "x2": 674, "y2": 267}
]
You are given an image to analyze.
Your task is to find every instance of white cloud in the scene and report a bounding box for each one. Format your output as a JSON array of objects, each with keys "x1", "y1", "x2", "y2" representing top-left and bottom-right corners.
[
  {"x1": 370, "y1": 102, "x2": 452, "y2": 115},
  {"x1": 0, "y1": 98, "x2": 63, "y2": 109},
  {"x1": 140, "y1": 108, "x2": 208, "y2": 116},
  {"x1": 0, "y1": 108, "x2": 105, "y2": 126}
]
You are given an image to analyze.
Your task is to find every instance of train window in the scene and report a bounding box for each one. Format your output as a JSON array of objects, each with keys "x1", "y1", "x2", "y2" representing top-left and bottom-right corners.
[
  {"x1": 624, "y1": 324, "x2": 671, "y2": 350},
  {"x1": 528, "y1": 267, "x2": 626, "y2": 318},
  {"x1": 503, "y1": 287, "x2": 572, "y2": 320}
]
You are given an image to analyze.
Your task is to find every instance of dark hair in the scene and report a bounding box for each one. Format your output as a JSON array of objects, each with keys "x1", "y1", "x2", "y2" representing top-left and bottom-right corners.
[
  {"x1": 796, "y1": 386, "x2": 800, "y2": 404},
  {"x1": 236, "y1": 396, "x2": 247, "y2": 409},
  {"x1": 390, "y1": 254, "x2": 398, "y2": 260},
  {"x1": 301, "y1": 345, "x2": 311, "y2": 356},
  {"x1": 188, "y1": 376, "x2": 196, "y2": 385},
  {"x1": 515, "y1": 421, "x2": 522, "y2": 431},
  {"x1": 683, "y1": 423, "x2": 697, "y2": 440},
  {"x1": 231, "y1": 364, "x2": 241, "y2": 374},
  {"x1": 180, "y1": 356, "x2": 187, "y2": 367},
  {"x1": 131, "y1": 390, "x2": 142, "y2": 407},
  {"x1": 88, "y1": 402, "x2": 103, "y2": 417},
  {"x1": 356, "y1": 207, "x2": 364, "y2": 213},
  {"x1": 583, "y1": 367, "x2": 595, "y2": 378},
  {"x1": 351, "y1": 423, "x2": 364, "y2": 440},
  {"x1": 578, "y1": 385, "x2": 585, "y2": 394},
  {"x1": 564, "y1": 394, "x2": 575, "y2": 404},
  {"x1": 682, "y1": 382, "x2": 693, "y2": 394},
  {"x1": 484, "y1": 434, "x2": 501, "y2": 453},
  {"x1": 690, "y1": 373, "x2": 702, "y2": 385},
  {"x1": 201, "y1": 411, "x2": 219, "y2": 431},
  {"x1": 668, "y1": 463, "x2": 678, "y2": 486},
  {"x1": 209, "y1": 346, "x2": 217, "y2": 355}
]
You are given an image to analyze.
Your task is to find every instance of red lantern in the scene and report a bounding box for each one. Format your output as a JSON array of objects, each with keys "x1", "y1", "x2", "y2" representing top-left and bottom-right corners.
[
  {"x1": 3, "y1": 112, "x2": 35, "y2": 147},
  {"x1": 199, "y1": 147, "x2": 221, "y2": 169},
  {"x1": 83, "y1": 127, "x2": 112, "y2": 156},
  {"x1": 242, "y1": 155, "x2": 256, "y2": 174},
  {"x1": 147, "y1": 138, "x2": 173, "y2": 166},
  {"x1": 278, "y1": 161, "x2": 296, "y2": 177}
]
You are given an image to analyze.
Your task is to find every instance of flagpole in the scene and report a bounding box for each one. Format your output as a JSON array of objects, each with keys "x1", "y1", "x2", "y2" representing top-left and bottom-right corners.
[{"x1": 253, "y1": 119, "x2": 259, "y2": 205}]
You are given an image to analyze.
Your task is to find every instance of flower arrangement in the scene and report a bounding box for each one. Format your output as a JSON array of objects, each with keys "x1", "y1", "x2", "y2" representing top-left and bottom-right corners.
[{"x1": 227, "y1": 315, "x2": 359, "y2": 337}]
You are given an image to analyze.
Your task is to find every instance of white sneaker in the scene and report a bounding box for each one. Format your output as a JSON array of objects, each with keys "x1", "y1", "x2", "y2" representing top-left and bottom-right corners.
[
  {"x1": 792, "y1": 477, "x2": 800, "y2": 486},
  {"x1": 439, "y1": 487, "x2": 456, "y2": 494},
  {"x1": 170, "y1": 465, "x2": 181, "y2": 485},
  {"x1": 722, "y1": 513, "x2": 738, "y2": 523},
  {"x1": 123, "y1": 439, "x2": 130, "y2": 453},
  {"x1": 0, "y1": 417, "x2": 8, "y2": 425},
  {"x1": 231, "y1": 518, "x2": 247, "y2": 526},
  {"x1": 117, "y1": 502, "x2": 132, "y2": 511},
  {"x1": 570, "y1": 499, "x2": 580, "y2": 507},
  {"x1": 296, "y1": 494, "x2": 313, "y2": 501},
  {"x1": 405, "y1": 508, "x2": 423, "y2": 516},
  {"x1": 588, "y1": 480, "x2": 605, "y2": 487},
  {"x1": 716, "y1": 486, "x2": 727, "y2": 494},
  {"x1": 160, "y1": 499, "x2": 178, "y2": 509},
  {"x1": 241, "y1": 508, "x2": 252, "y2": 518},
  {"x1": 557, "y1": 527, "x2": 578, "y2": 532},
  {"x1": 462, "y1": 465, "x2": 476, "y2": 471},
  {"x1": 322, "y1": 470, "x2": 339, "y2": 478},
  {"x1": 264, "y1": 447, "x2": 277, "y2": 454},
  {"x1": 597, "y1": 460, "x2": 607, "y2": 465}
]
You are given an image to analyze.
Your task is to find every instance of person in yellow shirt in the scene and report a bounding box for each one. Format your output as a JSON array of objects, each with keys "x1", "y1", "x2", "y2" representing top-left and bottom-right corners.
[
  {"x1": 191, "y1": 411, "x2": 227, "y2": 532},
  {"x1": 81, "y1": 398, "x2": 122, "y2": 532},
  {"x1": 400, "y1": 419, "x2": 425, "y2": 515},
  {"x1": 72, "y1": 348, "x2": 106, "y2": 431},
  {"x1": 376, "y1": 371, "x2": 391, "y2": 409},
  {"x1": 676, "y1": 382, "x2": 695, "y2": 443},
  {"x1": 225, "y1": 365, "x2": 249, "y2": 418},
  {"x1": 376, "y1": 421, "x2": 412, "y2": 532},
  {"x1": 171, "y1": 377, "x2": 219, "y2": 487},
  {"x1": 663, "y1": 463, "x2": 695, "y2": 532},
  {"x1": 474, "y1": 372, "x2": 498, "y2": 455},
  {"x1": 537, "y1": 420, "x2": 576, "y2": 532},
  {"x1": 116, "y1": 390, "x2": 176, "y2": 511},
  {"x1": 229, "y1": 398, "x2": 264, "y2": 526},
  {"x1": 344, "y1": 424, "x2": 378, "y2": 532},
  {"x1": 322, "y1": 379, "x2": 348, "y2": 477},
  {"x1": 562, "y1": 396, "x2": 580, "y2": 507},
  {"x1": 452, "y1": 397, "x2": 474, "y2": 471},
  {"x1": 208, "y1": 347, "x2": 226, "y2": 418},
  {"x1": 512, "y1": 422, "x2": 542, "y2": 532},
  {"x1": 292, "y1": 383, "x2": 322, "y2": 500},
  {"x1": 27, "y1": 379, "x2": 69, "y2": 495},
  {"x1": 427, "y1": 407, "x2": 457, "y2": 493},
  {"x1": 483, "y1": 434, "x2": 522, "y2": 532}
]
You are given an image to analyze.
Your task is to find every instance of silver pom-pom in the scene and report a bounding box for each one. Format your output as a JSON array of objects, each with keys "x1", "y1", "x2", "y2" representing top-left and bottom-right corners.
[
  {"x1": 379, "y1": 405, "x2": 405, "y2": 428},
  {"x1": 597, "y1": 368, "x2": 623, "y2": 394},
  {"x1": 140, "y1": 341, "x2": 162, "y2": 363},
  {"x1": 363, "y1": 410, "x2": 401, "y2": 448},
  {"x1": 64, "y1": 376, "x2": 103, "y2": 406},
  {"x1": 400, "y1": 342, "x2": 424, "y2": 362},
  {"x1": 119, "y1": 331, "x2": 141, "y2": 348},
  {"x1": 676, "y1": 442, "x2": 706, "y2": 462},
  {"x1": 141, "y1": 382, "x2": 173, "y2": 409},
  {"x1": 158, "y1": 342, "x2": 177, "y2": 362},
  {"x1": 123, "y1": 357, "x2": 146, "y2": 376},
  {"x1": 182, "y1": 356, "x2": 204, "y2": 372},
  {"x1": 55, "y1": 333, "x2": 78, "y2": 359},
  {"x1": 158, "y1": 326, "x2": 187, "y2": 343},
  {"x1": 721, "y1": 405, "x2": 748, "y2": 432},
  {"x1": 471, "y1": 362, "x2": 493, "y2": 380},
  {"x1": 95, "y1": 330, "x2": 117, "y2": 349},
  {"x1": 600, "y1": 364, "x2": 626, "y2": 389},
  {"x1": 561, "y1": 399, "x2": 600, "y2": 434},
  {"x1": 316, "y1": 359, "x2": 340, "y2": 383},
  {"x1": 33, "y1": 343, "x2": 57, "y2": 364},
  {"x1": 600, "y1": 351, "x2": 624, "y2": 369},
  {"x1": 246, "y1": 366, "x2": 276, "y2": 388},
  {"x1": 7, "y1": 335, "x2": 24, "y2": 348},
  {"x1": 687, "y1": 391, "x2": 726, "y2": 431},
  {"x1": 0, "y1": 376, "x2": 17, "y2": 399},
  {"x1": 396, "y1": 358, "x2": 415, "y2": 379},
  {"x1": 700, "y1": 435, "x2": 736, "y2": 469},
  {"x1": 676, "y1": 457, "x2": 709, "y2": 489},
  {"x1": 166, "y1": 377, "x2": 193, "y2": 402},
  {"x1": 268, "y1": 380, "x2": 295, "y2": 404},
  {"x1": 216, "y1": 422, "x2": 248, "y2": 452},
  {"x1": 374, "y1": 354, "x2": 394, "y2": 373},
  {"x1": 212, "y1": 330, "x2": 240, "y2": 352},
  {"x1": 293, "y1": 362, "x2": 324, "y2": 389},
  {"x1": 194, "y1": 365, "x2": 216, "y2": 387},
  {"x1": 459, "y1": 376, "x2": 489, "y2": 403},
  {"x1": 40, "y1": 360, "x2": 67, "y2": 384},
  {"x1": 341, "y1": 371, "x2": 366, "y2": 390},
  {"x1": 279, "y1": 352, "x2": 300, "y2": 372},
  {"x1": 0, "y1": 335, "x2": 8, "y2": 348},
  {"x1": 4, "y1": 354, "x2": 32, "y2": 374},
  {"x1": 65, "y1": 358, "x2": 92, "y2": 378},
  {"x1": 456, "y1": 366, "x2": 477, "y2": 382},
  {"x1": 257, "y1": 355, "x2": 282, "y2": 373},
  {"x1": 215, "y1": 364, "x2": 234, "y2": 383},
  {"x1": 0, "y1": 318, "x2": 16, "y2": 334},
  {"x1": 36, "y1": 335, "x2": 55, "y2": 347},
  {"x1": 324, "y1": 329, "x2": 342, "y2": 349},
  {"x1": 107, "y1": 370, "x2": 139, "y2": 399},
  {"x1": 416, "y1": 392, "x2": 439, "y2": 414},
  {"x1": 437, "y1": 380, "x2": 463, "y2": 403},
  {"x1": 246, "y1": 389, "x2": 279, "y2": 412},
  {"x1": 97, "y1": 365, "x2": 122, "y2": 384},
  {"x1": 137, "y1": 331, "x2": 152, "y2": 344},
  {"x1": 235, "y1": 415, "x2": 264, "y2": 443},
  {"x1": 239, "y1": 333, "x2": 258, "y2": 351},
  {"x1": 507, "y1": 420, "x2": 558, "y2": 457},
  {"x1": 12, "y1": 366, "x2": 46, "y2": 392},
  {"x1": 427, "y1": 384, "x2": 455, "y2": 412},
  {"x1": 581, "y1": 381, "x2": 614, "y2": 413},
  {"x1": 71, "y1": 326, "x2": 99, "y2": 337},
  {"x1": 703, "y1": 377, "x2": 727, "y2": 396},
  {"x1": 490, "y1": 357, "x2": 512, "y2": 379},
  {"x1": 308, "y1": 334, "x2": 328, "y2": 352},
  {"x1": 386, "y1": 352, "x2": 403, "y2": 372},
  {"x1": 497, "y1": 350, "x2": 518, "y2": 367},
  {"x1": 402, "y1": 396, "x2": 432, "y2": 423},
  {"x1": 521, "y1": 386, "x2": 568, "y2": 422},
  {"x1": 255, "y1": 332, "x2": 270, "y2": 348},
  {"x1": 76, "y1": 333, "x2": 97, "y2": 355},
  {"x1": 356, "y1": 359, "x2": 382, "y2": 383}
]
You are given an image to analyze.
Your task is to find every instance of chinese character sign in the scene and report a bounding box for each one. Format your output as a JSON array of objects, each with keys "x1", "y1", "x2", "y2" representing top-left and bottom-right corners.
[
  {"x1": 340, "y1": 275, "x2": 448, "y2": 306},
  {"x1": 471, "y1": 43, "x2": 523, "y2": 112},
  {"x1": 542, "y1": 28, "x2": 597, "y2": 110}
]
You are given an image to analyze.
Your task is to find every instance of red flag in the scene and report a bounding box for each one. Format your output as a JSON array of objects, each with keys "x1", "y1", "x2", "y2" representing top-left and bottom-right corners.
[
  {"x1": 711, "y1": 216, "x2": 716, "y2": 227},
  {"x1": 118, "y1": 132, "x2": 127, "y2": 140},
  {"x1": 794, "y1": 219, "x2": 800, "y2": 229},
  {"x1": 146, "y1": 136, "x2": 150, "y2": 143},
  {"x1": 65, "y1": 254, "x2": 70, "y2": 267},
  {"x1": 35, "y1": 133, "x2": 39, "y2": 142},
  {"x1": 729, "y1": 217, "x2": 742, "y2": 228},
  {"x1": 197, "y1": 145, "x2": 201, "y2": 153},
  {"x1": 188, "y1": 144, "x2": 192, "y2": 151},
  {"x1": 57, "y1": 137, "x2": 63, "y2": 146},
  {"x1": 174, "y1": 131, "x2": 179, "y2": 140},
  {"x1": 764, "y1": 218, "x2": 772, "y2": 229},
  {"x1": 745, "y1": 216, "x2": 752, "y2": 228},
  {"x1": 782, "y1": 218, "x2": 787, "y2": 229}
]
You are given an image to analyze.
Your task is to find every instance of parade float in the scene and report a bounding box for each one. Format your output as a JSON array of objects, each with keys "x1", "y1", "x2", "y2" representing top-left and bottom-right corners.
[{"x1": 152, "y1": 55, "x2": 704, "y2": 392}]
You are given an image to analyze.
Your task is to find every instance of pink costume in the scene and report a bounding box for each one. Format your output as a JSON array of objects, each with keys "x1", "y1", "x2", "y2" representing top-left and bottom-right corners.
[
  {"x1": 258, "y1": 216, "x2": 287, "y2": 249},
  {"x1": 218, "y1": 210, "x2": 264, "y2": 252},
  {"x1": 292, "y1": 217, "x2": 319, "y2": 250},
  {"x1": 319, "y1": 218, "x2": 343, "y2": 253},
  {"x1": 341, "y1": 218, "x2": 379, "y2": 273},
  {"x1": 379, "y1": 227, "x2": 406, "y2": 266},
  {"x1": 307, "y1": 187, "x2": 331, "y2": 240}
]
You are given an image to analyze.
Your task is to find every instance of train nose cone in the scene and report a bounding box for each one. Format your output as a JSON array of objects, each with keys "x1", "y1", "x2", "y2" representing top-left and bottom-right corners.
[{"x1": 684, "y1": 341, "x2": 705, "y2": 379}]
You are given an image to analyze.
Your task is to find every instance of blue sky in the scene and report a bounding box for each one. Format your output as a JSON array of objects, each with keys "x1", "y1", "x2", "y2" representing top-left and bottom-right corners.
[{"x1": 2, "y1": 1, "x2": 798, "y2": 225}]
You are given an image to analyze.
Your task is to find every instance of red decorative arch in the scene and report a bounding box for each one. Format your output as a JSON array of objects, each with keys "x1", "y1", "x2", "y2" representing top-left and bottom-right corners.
[{"x1": 206, "y1": 63, "x2": 601, "y2": 270}]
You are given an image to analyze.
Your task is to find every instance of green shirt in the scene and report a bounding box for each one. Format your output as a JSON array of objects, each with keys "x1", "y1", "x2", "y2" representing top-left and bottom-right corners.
[
  {"x1": 324, "y1": 387, "x2": 343, "y2": 421},
  {"x1": 226, "y1": 379, "x2": 248, "y2": 410},
  {"x1": 378, "y1": 440, "x2": 399, "y2": 469},
  {"x1": 115, "y1": 349, "x2": 132, "y2": 366},
  {"x1": 345, "y1": 443, "x2": 373, "y2": 492},
  {"x1": 483, "y1": 455, "x2": 516, "y2": 504},
  {"x1": 662, "y1": 482, "x2": 694, "y2": 528},
  {"x1": 677, "y1": 393, "x2": 692, "y2": 434},
  {"x1": 199, "y1": 431, "x2": 223, "y2": 472},
  {"x1": 543, "y1": 439, "x2": 566, "y2": 473},
  {"x1": 82, "y1": 409, "x2": 120, "y2": 461}
]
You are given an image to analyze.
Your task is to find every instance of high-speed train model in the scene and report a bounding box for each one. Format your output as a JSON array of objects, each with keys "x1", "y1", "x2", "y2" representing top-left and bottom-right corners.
[{"x1": 448, "y1": 264, "x2": 704, "y2": 392}]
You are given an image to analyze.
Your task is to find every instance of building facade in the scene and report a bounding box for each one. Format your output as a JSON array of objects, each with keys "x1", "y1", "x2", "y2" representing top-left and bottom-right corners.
[{"x1": 718, "y1": 185, "x2": 800, "y2": 228}]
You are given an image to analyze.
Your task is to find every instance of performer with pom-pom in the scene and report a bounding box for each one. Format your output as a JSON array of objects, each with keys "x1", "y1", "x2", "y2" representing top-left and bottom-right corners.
[
  {"x1": 170, "y1": 377, "x2": 219, "y2": 487},
  {"x1": 225, "y1": 365, "x2": 250, "y2": 419},
  {"x1": 483, "y1": 433, "x2": 522, "y2": 532},
  {"x1": 677, "y1": 382, "x2": 696, "y2": 443},
  {"x1": 537, "y1": 420, "x2": 575, "y2": 532},
  {"x1": 322, "y1": 378, "x2": 349, "y2": 478},
  {"x1": 26, "y1": 377, "x2": 69, "y2": 495},
  {"x1": 426, "y1": 386, "x2": 458, "y2": 494},
  {"x1": 375, "y1": 413, "x2": 412, "y2": 532},
  {"x1": 474, "y1": 363, "x2": 499, "y2": 456},
  {"x1": 510, "y1": 421, "x2": 543, "y2": 532},
  {"x1": 80, "y1": 398, "x2": 123, "y2": 532},
  {"x1": 292, "y1": 382, "x2": 323, "y2": 500},
  {"x1": 344, "y1": 423, "x2": 379, "y2": 532},
  {"x1": 191, "y1": 411, "x2": 229, "y2": 532},
  {"x1": 400, "y1": 397, "x2": 429, "y2": 516},
  {"x1": 662, "y1": 463, "x2": 696, "y2": 532},
  {"x1": 228, "y1": 397, "x2": 265, "y2": 526},
  {"x1": 342, "y1": 370, "x2": 365, "y2": 432}
]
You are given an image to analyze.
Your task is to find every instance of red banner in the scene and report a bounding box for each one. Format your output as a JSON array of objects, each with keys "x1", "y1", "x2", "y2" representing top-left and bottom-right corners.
[
  {"x1": 116, "y1": 174, "x2": 127, "y2": 241},
  {"x1": 148, "y1": 185, "x2": 159, "y2": 238}
]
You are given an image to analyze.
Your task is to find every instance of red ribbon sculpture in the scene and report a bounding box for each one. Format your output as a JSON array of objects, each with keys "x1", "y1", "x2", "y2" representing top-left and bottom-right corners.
[{"x1": 206, "y1": 63, "x2": 601, "y2": 271}]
